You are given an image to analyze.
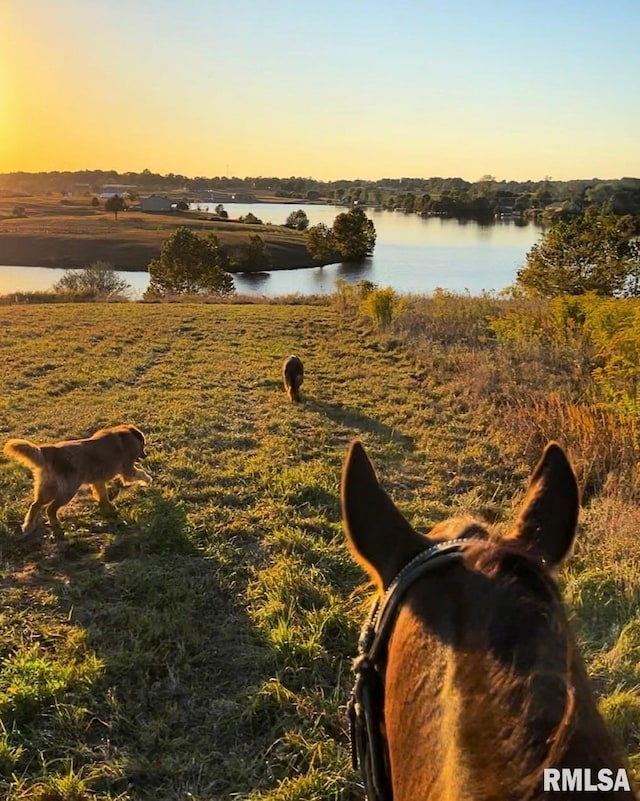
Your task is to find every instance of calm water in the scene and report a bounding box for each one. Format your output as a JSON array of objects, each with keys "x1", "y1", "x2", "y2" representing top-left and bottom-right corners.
[{"x1": 0, "y1": 204, "x2": 543, "y2": 298}]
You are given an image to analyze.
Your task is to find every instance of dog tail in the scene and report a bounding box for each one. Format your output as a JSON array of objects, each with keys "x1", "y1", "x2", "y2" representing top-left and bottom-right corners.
[{"x1": 3, "y1": 439, "x2": 44, "y2": 469}]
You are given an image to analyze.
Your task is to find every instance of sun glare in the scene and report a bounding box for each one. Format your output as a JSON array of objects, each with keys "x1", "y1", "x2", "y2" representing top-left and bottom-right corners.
[{"x1": 0, "y1": 57, "x2": 14, "y2": 167}]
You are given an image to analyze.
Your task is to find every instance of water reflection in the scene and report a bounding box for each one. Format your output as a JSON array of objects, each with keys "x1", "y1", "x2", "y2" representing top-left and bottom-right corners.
[
  {"x1": 235, "y1": 271, "x2": 270, "y2": 286},
  {"x1": 336, "y1": 260, "x2": 374, "y2": 279}
]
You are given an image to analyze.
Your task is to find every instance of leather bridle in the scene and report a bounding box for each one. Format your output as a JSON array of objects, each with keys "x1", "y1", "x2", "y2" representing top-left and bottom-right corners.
[{"x1": 347, "y1": 539, "x2": 468, "y2": 801}]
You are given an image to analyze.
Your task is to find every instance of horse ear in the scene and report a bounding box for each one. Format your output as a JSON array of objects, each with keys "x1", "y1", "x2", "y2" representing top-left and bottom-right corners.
[
  {"x1": 509, "y1": 442, "x2": 579, "y2": 567},
  {"x1": 341, "y1": 441, "x2": 427, "y2": 590}
]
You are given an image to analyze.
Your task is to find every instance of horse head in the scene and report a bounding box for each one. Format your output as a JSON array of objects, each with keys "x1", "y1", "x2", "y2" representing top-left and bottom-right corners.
[{"x1": 342, "y1": 441, "x2": 635, "y2": 800}]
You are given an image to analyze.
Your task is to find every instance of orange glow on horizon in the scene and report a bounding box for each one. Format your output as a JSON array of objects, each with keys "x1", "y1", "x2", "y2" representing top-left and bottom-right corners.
[{"x1": 1, "y1": 5, "x2": 638, "y2": 182}]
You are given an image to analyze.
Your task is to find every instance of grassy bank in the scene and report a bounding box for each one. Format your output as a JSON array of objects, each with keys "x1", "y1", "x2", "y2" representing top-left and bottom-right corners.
[
  {"x1": 0, "y1": 195, "x2": 319, "y2": 271},
  {"x1": 0, "y1": 298, "x2": 638, "y2": 800}
]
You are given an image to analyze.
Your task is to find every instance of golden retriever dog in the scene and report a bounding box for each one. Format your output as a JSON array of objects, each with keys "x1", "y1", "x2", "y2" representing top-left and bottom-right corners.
[
  {"x1": 282, "y1": 354, "x2": 304, "y2": 403},
  {"x1": 3, "y1": 424, "x2": 151, "y2": 535}
]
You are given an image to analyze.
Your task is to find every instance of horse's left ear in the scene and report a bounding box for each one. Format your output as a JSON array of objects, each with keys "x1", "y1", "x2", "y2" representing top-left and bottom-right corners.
[
  {"x1": 508, "y1": 442, "x2": 579, "y2": 567},
  {"x1": 341, "y1": 441, "x2": 427, "y2": 590}
]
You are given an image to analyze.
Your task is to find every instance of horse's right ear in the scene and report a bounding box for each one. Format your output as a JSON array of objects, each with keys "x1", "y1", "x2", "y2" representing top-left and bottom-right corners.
[
  {"x1": 341, "y1": 441, "x2": 426, "y2": 590},
  {"x1": 508, "y1": 441, "x2": 579, "y2": 567}
]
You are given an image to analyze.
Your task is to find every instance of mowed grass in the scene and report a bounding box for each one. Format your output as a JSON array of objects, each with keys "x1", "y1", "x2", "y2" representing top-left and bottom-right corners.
[
  {"x1": 0, "y1": 301, "x2": 638, "y2": 800},
  {"x1": 0, "y1": 195, "x2": 312, "y2": 271}
]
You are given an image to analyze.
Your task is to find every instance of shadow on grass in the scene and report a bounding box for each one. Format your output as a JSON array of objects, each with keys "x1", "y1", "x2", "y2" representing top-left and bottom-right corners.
[
  {"x1": 307, "y1": 397, "x2": 415, "y2": 449},
  {"x1": 0, "y1": 488, "x2": 275, "y2": 800}
]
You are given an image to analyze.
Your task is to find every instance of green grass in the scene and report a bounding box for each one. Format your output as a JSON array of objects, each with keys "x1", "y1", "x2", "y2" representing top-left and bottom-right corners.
[{"x1": 0, "y1": 299, "x2": 638, "y2": 799}]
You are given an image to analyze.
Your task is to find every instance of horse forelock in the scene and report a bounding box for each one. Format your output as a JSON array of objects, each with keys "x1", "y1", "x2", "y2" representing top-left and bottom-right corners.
[{"x1": 383, "y1": 533, "x2": 626, "y2": 801}]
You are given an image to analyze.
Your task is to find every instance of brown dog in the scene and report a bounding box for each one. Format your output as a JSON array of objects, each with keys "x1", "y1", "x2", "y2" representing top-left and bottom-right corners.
[
  {"x1": 282, "y1": 354, "x2": 304, "y2": 403},
  {"x1": 3, "y1": 424, "x2": 152, "y2": 535}
]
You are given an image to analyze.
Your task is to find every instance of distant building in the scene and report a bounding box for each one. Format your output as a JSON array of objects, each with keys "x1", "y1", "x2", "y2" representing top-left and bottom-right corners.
[
  {"x1": 141, "y1": 195, "x2": 175, "y2": 213},
  {"x1": 495, "y1": 197, "x2": 515, "y2": 218},
  {"x1": 100, "y1": 184, "x2": 137, "y2": 198}
]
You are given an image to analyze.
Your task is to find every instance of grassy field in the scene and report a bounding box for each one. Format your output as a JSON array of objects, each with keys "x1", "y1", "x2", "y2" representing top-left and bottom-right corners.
[
  {"x1": 0, "y1": 298, "x2": 638, "y2": 800},
  {"x1": 0, "y1": 195, "x2": 315, "y2": 271}
]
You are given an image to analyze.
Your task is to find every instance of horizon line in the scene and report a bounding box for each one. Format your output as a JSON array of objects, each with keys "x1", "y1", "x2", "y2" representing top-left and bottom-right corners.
[{"x1": 2, "y1": 169, "x2": 640, "y2": 185}]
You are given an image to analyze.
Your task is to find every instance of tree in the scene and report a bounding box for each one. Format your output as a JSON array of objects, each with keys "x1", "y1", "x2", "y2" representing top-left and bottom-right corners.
[
  {"x1": 475, "y1": 174, "x2": 497, "y2": 197},
  {"x1": 232, "y1": 234, "x2": 272, "y2": 272},
  {"x1": 91, "y1": 197, "x2": 100, "y2": 207},
  {"x1": 238, "y1": 212, "x2": 262, "y2": 224},
  {"x1": 53, "y1": 261, "x2": 131, "y2": 297},
  {"x1": 417, "y1": 193, "x2": 431, "y2": 214},
  {"x1": 404, "y1": 192, "x2": 416, "y2": 213},
  {"x1": 514, "y1": 194, "x2": 531, "y2": 212},
  {"x1": 331, "y1": 206, "x2": 376, "y2": 261},
  {"x1": 306, "y1": 223, "x2": 336, "y2": 262},
  {"x1": 285, "y1": 209, "x2": 310, "y2": 231},
  {"x1": 105, "y1": 194, "x2": 126, "y2": 220},
  {"x1": 214, "y1": 203, "x2": 228, "y2": 218},
  {"x1": 516, "y1": 209, "x2": 636, "y2": 297},
  {"x1": 146, "y1": 227, "x2": 235, "y2": 296},
  {"x1": 176, "y1": 200, "x2": 189, "y2": 211}
]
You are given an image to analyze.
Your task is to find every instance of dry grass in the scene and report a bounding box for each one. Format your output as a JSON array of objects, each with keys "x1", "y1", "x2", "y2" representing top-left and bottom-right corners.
[
  {"x1": 0, "y1": 297, "x2": 638, "y2": 799},
  {"x1": 0, "y1": 195, "x2": 313, "y2": 271}
]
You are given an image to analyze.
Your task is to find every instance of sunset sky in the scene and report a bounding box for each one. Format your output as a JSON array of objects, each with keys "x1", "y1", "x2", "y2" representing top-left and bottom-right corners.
[{"x1": 2, "y1": 0, "x2": 639, "y2": 182}]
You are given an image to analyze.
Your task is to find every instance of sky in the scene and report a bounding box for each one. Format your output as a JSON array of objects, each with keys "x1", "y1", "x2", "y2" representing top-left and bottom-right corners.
[{"x1": 2, "y1": 0, "x2": 639, "y2": 182}]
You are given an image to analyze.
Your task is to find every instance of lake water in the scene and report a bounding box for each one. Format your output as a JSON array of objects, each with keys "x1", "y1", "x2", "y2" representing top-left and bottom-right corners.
[{"x1": 0, "y1": 203, "x2": 543, "y2": 298}]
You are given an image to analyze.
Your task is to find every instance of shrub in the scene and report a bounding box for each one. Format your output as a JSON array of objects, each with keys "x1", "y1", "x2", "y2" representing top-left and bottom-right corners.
[
  {"x1": 333, "y1": 279, "x2": 378, "y2": 314},
  {"x1": 53, "y1": 261, "x2": 132, "y2": 298},
  {"x1": 360, "y1": 287, "x2": 404, "y2": 331},
  {"x1": 238, "y1": 212, "x2": 263, "y2": 225}
]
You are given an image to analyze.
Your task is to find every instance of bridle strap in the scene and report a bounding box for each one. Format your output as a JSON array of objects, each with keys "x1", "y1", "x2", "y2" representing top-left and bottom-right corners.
[{"x1": 349, "y1": 539, "x2": 467, "y2": 801}]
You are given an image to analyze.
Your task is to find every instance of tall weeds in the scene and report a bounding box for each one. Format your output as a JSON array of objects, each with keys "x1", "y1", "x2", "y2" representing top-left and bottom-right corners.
[{"x1": 394, "y1": 291, "x2": 640, "y2": 499}]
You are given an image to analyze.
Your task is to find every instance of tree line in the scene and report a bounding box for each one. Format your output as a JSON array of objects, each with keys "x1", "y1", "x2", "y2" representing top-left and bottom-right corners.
[{"x1": 3, "y1": 170, "x2": 640, "y2": 219}]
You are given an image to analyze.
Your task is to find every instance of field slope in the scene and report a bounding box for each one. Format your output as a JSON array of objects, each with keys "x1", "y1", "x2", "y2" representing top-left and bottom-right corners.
[
  {"x1": 0, "y1": 302, "x2": 637, "y2": 800},
  {"x1": 0, "y1": 196, "x2": 318, "y2": 271}
]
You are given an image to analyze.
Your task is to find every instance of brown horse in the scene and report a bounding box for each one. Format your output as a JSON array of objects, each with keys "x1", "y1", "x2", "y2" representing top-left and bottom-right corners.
[{"x1": 342, "y1": 440, "x2": 637, "y2": 800}]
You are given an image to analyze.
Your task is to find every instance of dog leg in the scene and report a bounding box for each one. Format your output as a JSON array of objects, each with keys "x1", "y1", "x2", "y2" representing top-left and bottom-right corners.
[
  {"x1": 22, "y1": 500, "x2": 45, "y2": 535},
  {"x1": 91, "y1": 482, "x2": 117, "y2": 514},
  {"x1": 122, "y1": 468, "x2": 152, "y2": 485},
  {"x1": 22, "y1": 478, "x2": 58, "y2": 534},
  {"x1": 45, "y1": 501, "x2": 65, "y2": 536}
]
